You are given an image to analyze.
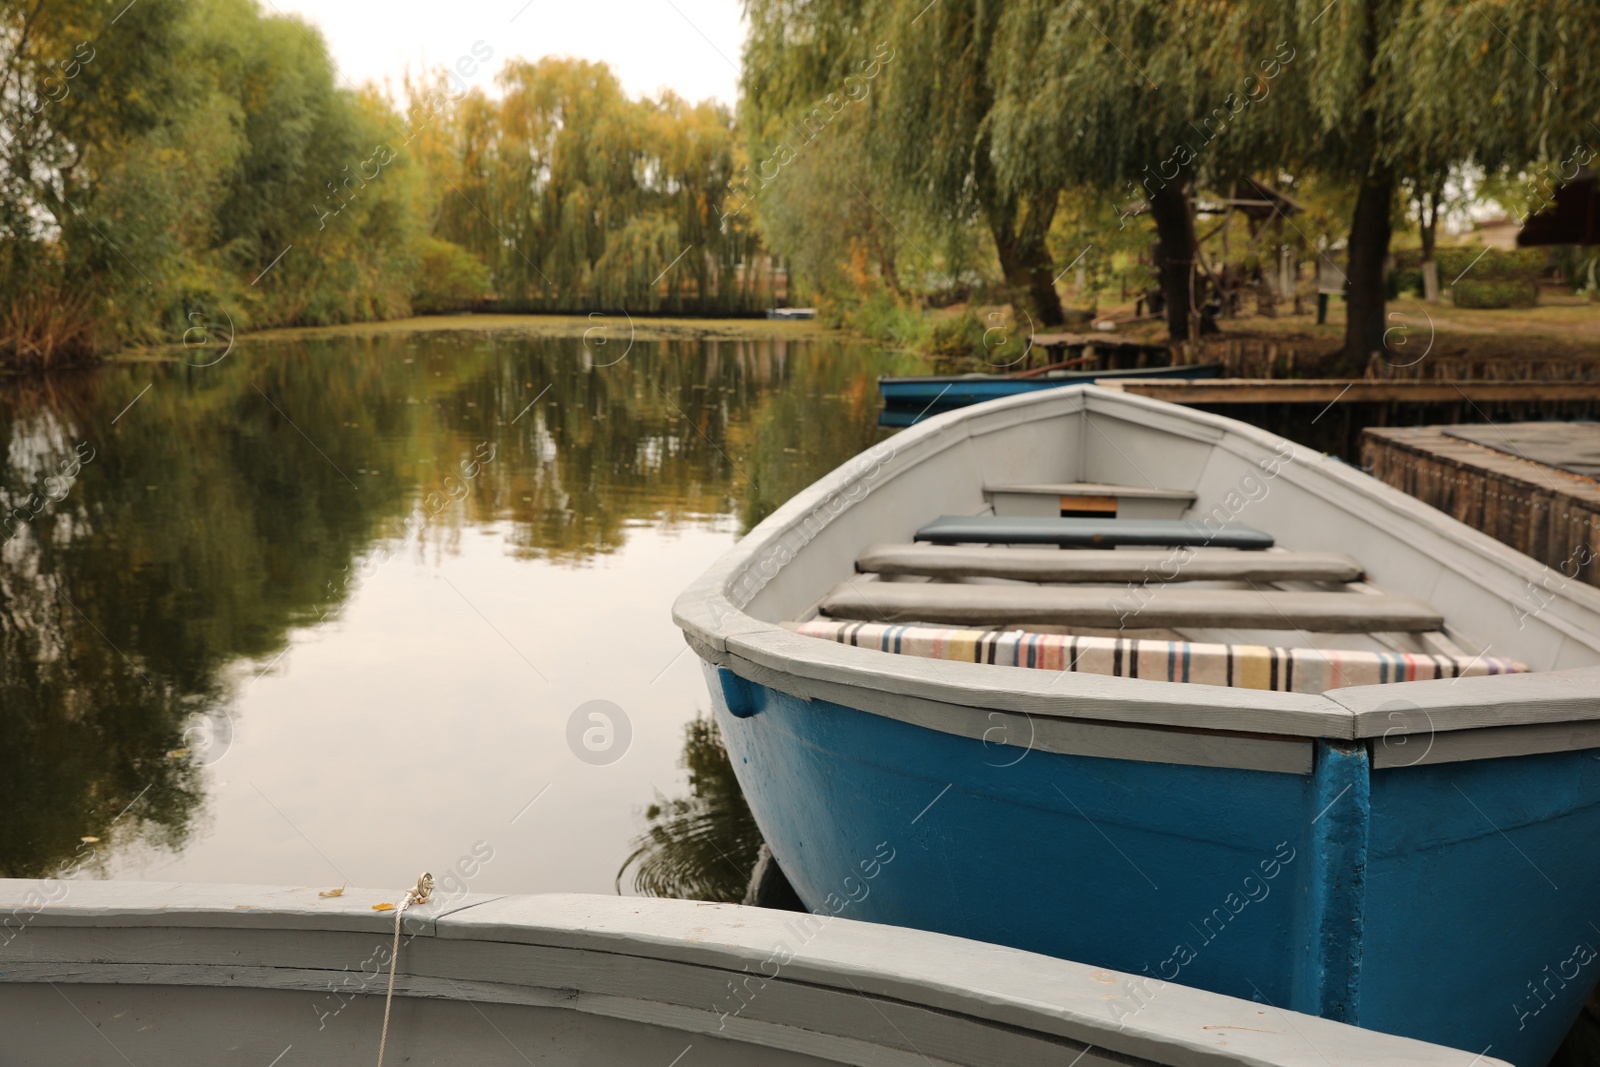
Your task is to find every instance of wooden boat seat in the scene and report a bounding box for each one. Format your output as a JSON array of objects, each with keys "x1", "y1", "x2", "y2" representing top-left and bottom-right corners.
[
  {"x1": 857, "y1": 544, "x2": 1365, "y2": 583},
  {"x1": 985, "y1": 482, "x2": 1196, "y2": 520},
  {"x1": 819, "y1": 580, "x2": 1443, "y2": 632},
  {"x1": 914, "y1": 515, "x2": 1274, "y2": 549},
  {"x1": 787, "y1": 619, "x2": 1528, "y2": 693}
]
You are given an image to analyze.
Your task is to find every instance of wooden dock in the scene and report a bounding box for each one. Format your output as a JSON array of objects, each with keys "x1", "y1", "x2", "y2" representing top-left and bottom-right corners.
[
  {"x1": 1092, "y1": 378, "x2": 1600, "y2": 461},
  {"x1": 1033, "y1": 332, "x2": 1170, "y2": 370},
  {"x1": 1362, "y1": 423, "x2": 1600, "y2": 587},
  {"x1": 1093, "y1": 378, "x2": 1600, "y2": 404}
]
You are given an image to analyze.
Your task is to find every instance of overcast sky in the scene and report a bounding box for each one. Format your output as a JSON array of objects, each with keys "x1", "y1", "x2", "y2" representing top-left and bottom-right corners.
[{"x1": 266, "y1": 0, "x2": 747, "y2": 106}]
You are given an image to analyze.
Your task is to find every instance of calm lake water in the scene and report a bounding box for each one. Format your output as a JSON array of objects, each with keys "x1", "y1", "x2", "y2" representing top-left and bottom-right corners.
[{"x1": 0, "y1": 325, "x2": 910, "y2": 900}]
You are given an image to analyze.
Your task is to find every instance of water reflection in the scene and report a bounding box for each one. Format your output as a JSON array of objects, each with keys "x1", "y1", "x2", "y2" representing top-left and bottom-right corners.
[
  {"x1": 0, "y1": 329, "x2": 913, "y2": 885},
  {"x1": 617, "y1": 717, "x2": 762, "y2": 902}
]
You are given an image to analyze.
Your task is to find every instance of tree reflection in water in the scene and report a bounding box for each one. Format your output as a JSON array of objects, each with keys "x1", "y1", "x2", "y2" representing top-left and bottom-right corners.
[
  {"x1": 617, "y1": 717, "x2": 764, "y2": 902},
  {"x1": 0, "y1": 328, "x2": 917, "y2": 882}
]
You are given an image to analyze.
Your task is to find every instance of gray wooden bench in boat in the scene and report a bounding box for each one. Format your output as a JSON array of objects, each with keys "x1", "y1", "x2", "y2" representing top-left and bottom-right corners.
[
  {"x1": 819, "y1": 580, "x2": 1444, "y2": 632},
  {"x1": 986, "y1": 482, "x2": 1196, "y2": 520},
  {"x1": 858, "y1": 544, "x2": 1364, "y2": 583},
  {"x1": 914, "y1": 515, "x2": 1274, "y2": 549}
]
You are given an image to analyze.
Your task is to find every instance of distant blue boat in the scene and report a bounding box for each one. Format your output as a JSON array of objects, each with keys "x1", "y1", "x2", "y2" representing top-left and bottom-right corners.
[
  {"x1": 675, "y1": 385, "x2": 1600, "y2": 1067},
  {"x1": 879, "y1": 361, "x2": 1222, "y2": 426}
]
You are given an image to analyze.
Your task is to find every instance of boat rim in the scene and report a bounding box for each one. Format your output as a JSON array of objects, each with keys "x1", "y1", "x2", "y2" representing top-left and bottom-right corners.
[
  {"x1": 674, "y1": 385, "x2": 1600, "y2": 764},
  {"x1": 0, "y1": 879, "x2": 1513, "y2": 1067}
]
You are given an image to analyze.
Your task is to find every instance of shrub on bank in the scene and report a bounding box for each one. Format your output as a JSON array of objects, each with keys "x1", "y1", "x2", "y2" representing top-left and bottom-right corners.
[
  {"x1": 819, "y1": 283, "x2": 931, "y2": 349},
  {"x1": 1435, "y1": 246, "x2": 1544, "y2": 282},
  {"x1": 1451, "y1": 279, "x2": 1540, "y2": 308},
  {"x1": 1388, "y1": 247, "x2": 1544, "y2": 307},
  {"x1": 1553, "y1": 246, "x2": 1599, "y2": 295},
  {"x1": 0, "y1": 281, "x2": 99, "y2": 371},
  {"x1": 1387, "y1": 267, "x2": 1424, "y2": 299},
  {"x1": 412, "y1": 239, "x2": 492, "y2": 314},
  {"x1": 928, "y1": 311, "x2": 987, "y2": 357},
  {"x1": 1381, "y1": 246, "x2": 1546, "y2": 309}
]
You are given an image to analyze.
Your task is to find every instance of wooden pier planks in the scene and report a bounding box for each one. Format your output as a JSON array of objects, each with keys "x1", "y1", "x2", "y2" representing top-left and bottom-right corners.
[
  {"x1": 1444, "y1": 422, "x2": 1600, "y2": 480},
  {"x1": 1362, "y1": 424, "x2": 1600, "y2": 587}
]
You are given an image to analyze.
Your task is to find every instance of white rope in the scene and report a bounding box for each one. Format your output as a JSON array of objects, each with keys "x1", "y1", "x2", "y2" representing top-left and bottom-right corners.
[{"x1": 377, "y1": 872, "x2": 434, "y2": 1067}]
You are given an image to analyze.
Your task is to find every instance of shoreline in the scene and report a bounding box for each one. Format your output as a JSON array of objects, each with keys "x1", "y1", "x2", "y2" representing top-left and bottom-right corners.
[
  {"x1": 103, "y1": 313, "x2": 845, "y2": 365},
  {"x1": 239, "y1": 312, "x2": 839, "y2": 345}
]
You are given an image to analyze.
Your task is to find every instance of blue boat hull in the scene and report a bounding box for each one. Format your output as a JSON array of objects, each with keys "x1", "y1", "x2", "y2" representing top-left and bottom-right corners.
[
  {"x1": 707, "y1": 663, "x2": 1600, "y2": 1067},
  {"x1": 878, "y1": 363, "x2": 1223, "y2": 425}
]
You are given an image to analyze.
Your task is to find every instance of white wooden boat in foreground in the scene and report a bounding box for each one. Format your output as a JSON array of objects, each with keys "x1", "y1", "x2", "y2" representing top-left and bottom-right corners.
[
  {"x1": 673, "y1": 384, "x2": 1600, "y2": 1067},
  {"x1": 0, "y1": 879, "x2": 1505, "y2": 1066}
]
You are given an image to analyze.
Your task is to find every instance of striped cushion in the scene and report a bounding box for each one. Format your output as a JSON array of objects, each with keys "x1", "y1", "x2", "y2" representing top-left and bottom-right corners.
[{"x1": 788, "y1": 620, "x2": 1527, "y2": 694}]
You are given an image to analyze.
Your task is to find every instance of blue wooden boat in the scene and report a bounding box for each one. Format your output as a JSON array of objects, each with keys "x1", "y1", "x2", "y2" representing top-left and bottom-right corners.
[
  {"x1": 879, "y1": 361, "x2": 1223, "y2": 426},
  {"x1": 674, "y1": 385, "x2": 1600, "y2": 1067}
]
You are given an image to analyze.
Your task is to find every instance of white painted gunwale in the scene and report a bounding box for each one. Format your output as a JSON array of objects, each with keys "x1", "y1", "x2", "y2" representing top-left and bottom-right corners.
[
  {"x1": 672, "y1": 386, "x2": 1600, "y2": 763},
  {"x1": 0, "y1": 881, "x2": 1507, "y2": 1067}
]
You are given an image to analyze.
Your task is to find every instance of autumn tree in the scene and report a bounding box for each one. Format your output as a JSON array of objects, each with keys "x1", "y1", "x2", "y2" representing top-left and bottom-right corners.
[{"x1": 427, "y1": 58, "x2": 763, "y2": 313}]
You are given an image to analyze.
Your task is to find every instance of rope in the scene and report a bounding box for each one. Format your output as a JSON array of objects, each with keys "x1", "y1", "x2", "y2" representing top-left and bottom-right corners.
[{"x1": 377, "y1": 872, "x2": 434, "y2": 1067}]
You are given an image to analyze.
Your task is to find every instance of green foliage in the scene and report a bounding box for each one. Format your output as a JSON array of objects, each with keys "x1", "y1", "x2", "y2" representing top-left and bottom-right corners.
[
  {"x1": 929, "y1": 311, "x2": 988, "y2": 357},
  {"x1": 1408, "y1": 247, "x2": 1544, "y2": 307},
  {"x1": 1049, "y1": 191, "x2": 1157, "y2": 306},
  {"x1": 426, "y1": 60, "x2": 768, "y2": 313},
  {"x1": 1435, "y1": 247, "x2": 1544, "y2": 283},
  {"x1": 1451, "y1": 279, "x2": 1539, "y2": 309},
  {"x1": 1553, "y1": 247, "x2": 1599, "y2": 294},
  {"x1": 0, "y1": 0, "x2": 432, "y2": 367},
  {"x1": 1, "y1": 3, "x2": 776, "y2": 367},
  {"x1": 1388, "y1": 268, "x2": 1424, "y2": 300},
  {"x1": 0, "y1": 0, "x2": 195, "y2": 364},
  {"x1": 746, "y1": 110, "x2": 906, "y2": 300},
  {"x1": 1391, "y1": 244, "x2": 1546, "y2": 303},
  {"x1": 410, "y1": 237, "x2": 491, "y2": 314},
  {"x1": 10, "y1": 0, "x2": 1599, "y2": 369},
  {"x1": 818, "y1": 280, "x2": 930, "y2": 350},
  {"x1": 739, "y1": 0, "x2": 1058, "y2": 321}
]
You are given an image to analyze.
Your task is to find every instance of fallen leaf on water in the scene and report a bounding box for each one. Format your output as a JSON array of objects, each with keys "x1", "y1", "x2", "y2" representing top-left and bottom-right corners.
[
  {"x1": 167, "y1": 748, "x2": 189, "y2": 758},
  {"x1": 318, "y1": 886, "x2": 346, "y2": 899},
  {"x1": 372, "y1": 902, "x2": 395, "y2": 912},
  {"x1": 80, "y1": 836, "x2": 100, "y2": 844}
]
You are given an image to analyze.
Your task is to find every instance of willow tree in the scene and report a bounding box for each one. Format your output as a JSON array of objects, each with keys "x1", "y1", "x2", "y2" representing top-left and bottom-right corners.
[
  {"x1": 428, "y1": 59, "x2": 759, "y2": 312},
  {"x1": 990, "y1": 1, "x2": 1305, "y2": 343},
  {"x1": 740, "y1": 0, "x2": 1066, "y2": 325},
  {"x1": 877, "y1": 0, "x2": 1065, "y2": 325},
  {"x1": 1347, "y1": 0, "x2": 1600, "y2": 358},
  {"x1": 995, "y1": 0, "x2": 1600, "y2": 358},
  {"x1": 751, "y1": 106, "x2": 910, "y2": 297},
  {"x1": 1197, "y1": 0, "x2": 1600, "y2": 361}
]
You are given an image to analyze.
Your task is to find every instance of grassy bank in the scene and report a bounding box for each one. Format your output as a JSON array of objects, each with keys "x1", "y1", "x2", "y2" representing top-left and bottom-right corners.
[{"x1": 105, "y1": 313, "x2": 846, "y2": 364}]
